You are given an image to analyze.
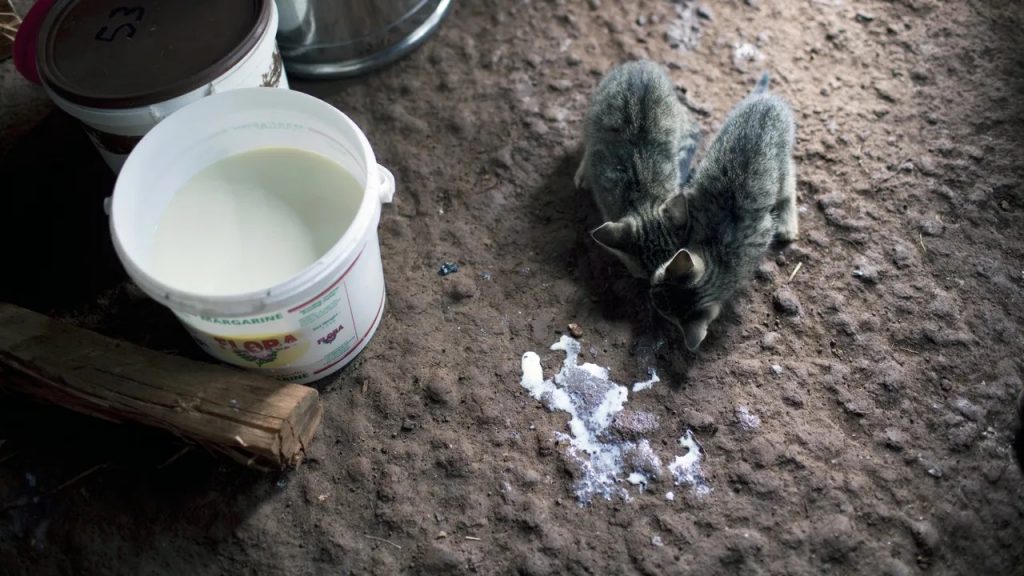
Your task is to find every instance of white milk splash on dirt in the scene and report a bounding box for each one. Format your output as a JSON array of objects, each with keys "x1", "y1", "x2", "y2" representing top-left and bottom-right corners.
[{"x1": 520, "y1": 335, "x2": 711, "y2": 504}]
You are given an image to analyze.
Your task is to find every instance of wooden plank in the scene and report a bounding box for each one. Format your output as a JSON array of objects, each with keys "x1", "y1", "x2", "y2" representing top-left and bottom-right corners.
[{"x1": 0, "y1": 303, "x2": 323, "y2": 470}]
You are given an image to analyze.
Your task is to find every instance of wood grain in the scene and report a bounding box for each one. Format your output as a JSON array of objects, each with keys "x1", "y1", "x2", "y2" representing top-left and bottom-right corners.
[{"x1": 0, "y1": 302, "x2": 322, "y2": 470}]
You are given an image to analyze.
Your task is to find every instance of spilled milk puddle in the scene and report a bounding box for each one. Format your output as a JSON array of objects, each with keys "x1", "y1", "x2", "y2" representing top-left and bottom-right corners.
[{"x1": 520, "y1": 335, "x2": 711, "y2": 505}]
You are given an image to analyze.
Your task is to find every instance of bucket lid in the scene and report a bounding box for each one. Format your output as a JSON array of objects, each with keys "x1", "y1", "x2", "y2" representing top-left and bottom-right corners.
[{"x1": 37, "y1": 0, "x2": 270, "y2": 109}]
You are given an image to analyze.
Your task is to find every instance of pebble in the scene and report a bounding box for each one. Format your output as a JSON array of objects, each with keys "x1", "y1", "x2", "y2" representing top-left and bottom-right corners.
[
  {"x1": 346, "y1": 456, "x2": 372, "y2": 485},
  {"x1": 548, "y1": 79, "x2": 572, "y2": 92},
  {"x1": 682, "y1": 408, "x2": 717, "y2": 433},
  {"x1": 623, "y1": 442, "x2": 663, "y2": 481},
  {"x1": 735, "y1": 405, "x2": 761, "y2": 431},
  {"x1": 948, "y1": 422, "x2": 979, "y2": 450},
  {"x1": 732, "y1": 42, "x2": 764, "y2": 72},
  {"x1": 567, "y1": 323, "x2": 584, "y2": 338},
  {"x1": 518, "y1": 467, "x2": 542, "y2": 487},
  {"x1": 842, "y1": 399, "x2": 869, "y2": 417},
  {"x1": 855, "y1": 12, "x2": 876, "y2": 22},
  {"x1": 421, "y1": 543, "x2": 461, "y2": 572},
  {"x1": 494, "y1": 146, "x2": 514, "y2": 170},
  {"x1": 814, "y1": 514, "x2": 861, "y2": 562},
  {"x1": 609, "y1": 410, "x2": 661, "y2": 441},
  {"x1": 772, "y1": 288, "x2": 802, "y2": 316},
  {"x1": 696, "y1": 5, "x2": 713, "y2": 20},
  {"x1": 426, "y1": 370, "x2": 457, "y2": 404},
  {"x1": 782, "y1": 390, "x2": 804, "y2": 408},
  {"x1": 755, "y1": 261, "x2": 777, "y2": 282},
  {"x1": 770, "y1": 364, "x2": 783, "y2": 376},
  {"x1": 952, "y1": 397, "x2": 986, "y2": 422},
  {"x1": 664, "y1": 28, "x2": 686, "y2": 49},
  {"x1": 907, "y1": 519, "x2": 940, "y2": 552},
  {"x1": 910, "y1": 68, "x2": 932, "y2": 84},
  {"x1": 918, "y1": 216, "x2": 944, "y2": 236},
  {"x1": 448, "y1": 111, "x2": 473, "y2": 136},
  {"x1": 891, "y1": 244, "x2": 915, "y2": 269},
  {"x1": 527, "y1": 118, "x2": 548, "y2": 137},
  {"x1": 542, "y1": 106, "x2": 568, "y2": 123},
  {"x1": 852, "y1": 264, "x2": 880, "y2": 284},
  {"x1": 760, "y1": 331, "x2": 781, "y2": 350},
  {"x1": 881, "y1": 428, "x2": 906, "y2": 451}
]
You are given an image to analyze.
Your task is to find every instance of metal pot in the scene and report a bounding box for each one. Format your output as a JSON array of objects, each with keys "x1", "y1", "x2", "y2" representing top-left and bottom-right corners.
[{"x1": 274, "y1": 0, "x2": 451, "y2": 79}]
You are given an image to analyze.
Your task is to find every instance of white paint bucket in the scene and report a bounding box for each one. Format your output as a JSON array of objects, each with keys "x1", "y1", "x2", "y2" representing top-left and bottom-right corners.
[
  {"x1": 36, "y1": 0, "x2": 287, "y2": 173},
  {"x1": 110, "y1": 88, "x2": 395, "y2": 384}
]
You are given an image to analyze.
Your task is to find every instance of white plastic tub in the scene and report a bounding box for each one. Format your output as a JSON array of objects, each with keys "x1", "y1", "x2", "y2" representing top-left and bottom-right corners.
[
  {"x1": 110, "y1": 88, "x2": 395, "y2": 383},
  {"x1": 36, "y1": 0, "x2": 288, "y2": 172}
]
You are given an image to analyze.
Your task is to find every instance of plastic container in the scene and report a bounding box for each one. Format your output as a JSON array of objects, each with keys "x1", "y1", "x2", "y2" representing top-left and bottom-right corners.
[
  {"x1": 110, "y1": 88, "x2": 395, "y2": 384},
  {"x1": 35, "y1": 0, "x2": 288, "y2": 172}
]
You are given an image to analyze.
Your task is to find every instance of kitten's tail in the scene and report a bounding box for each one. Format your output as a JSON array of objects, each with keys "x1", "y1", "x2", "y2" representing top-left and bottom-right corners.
[
  {"x1": 751, "y1": 72, "x2": 771, "y2": 96},
  {"x1": 681, "y1": 72, "x2": 772, "y2": 186}
]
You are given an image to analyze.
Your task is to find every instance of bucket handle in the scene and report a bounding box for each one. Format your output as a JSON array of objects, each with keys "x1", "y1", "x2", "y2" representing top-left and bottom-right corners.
[{"x1": 376, "y1": 164, "x2": 395, "y2": 204}]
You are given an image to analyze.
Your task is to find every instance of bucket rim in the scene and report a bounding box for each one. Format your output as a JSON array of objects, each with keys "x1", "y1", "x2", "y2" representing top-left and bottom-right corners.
[
  {"x1": 110, "y1": 87, "x2": 384, "y2": 318},
  {"x1": 37, "y1": 0, "x2": 274, "y2": 109}
]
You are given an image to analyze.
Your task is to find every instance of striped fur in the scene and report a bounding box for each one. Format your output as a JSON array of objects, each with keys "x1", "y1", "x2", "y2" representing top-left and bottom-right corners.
[
  {"x1": 578, "y1": 62, "x2": 798, "y2": 351},
  {"x1": 576, "y1": 60, "x2": 700, "y2": 280},
  {"x1": 651, "y1": 86, "x2": 798, "y2": 350}
]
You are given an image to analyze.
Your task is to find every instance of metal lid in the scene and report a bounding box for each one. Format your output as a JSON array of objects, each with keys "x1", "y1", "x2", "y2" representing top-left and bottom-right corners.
[{"x1": 37, "y1": 0, "x2": 270, "y2": 109}]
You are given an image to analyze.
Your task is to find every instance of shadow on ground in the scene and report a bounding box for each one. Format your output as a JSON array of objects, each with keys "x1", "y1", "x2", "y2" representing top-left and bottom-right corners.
[{"x1": 0, "y1": 112, "x2": 282, "y2": 566}]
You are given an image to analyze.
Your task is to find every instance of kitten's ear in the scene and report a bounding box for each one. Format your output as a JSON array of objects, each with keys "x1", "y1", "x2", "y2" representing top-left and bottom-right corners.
[
  {"x1": 659, "y1": 193, "x2": 689, "y2": 229},
  {"x1": 591, "y1": 220, "x2": 635, "y2": 251},
  {"x1": 661, "y1": 249, "x2": 705, "y2": 283},
  {"x1": 591, "y1": 220, "x2": 644, "y2": 278},
  {"x1": 680, "y1": 319, "x2": 710, "y2": 352}
]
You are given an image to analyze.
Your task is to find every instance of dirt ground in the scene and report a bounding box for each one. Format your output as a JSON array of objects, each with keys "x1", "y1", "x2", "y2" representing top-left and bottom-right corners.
[{"x1": 2, "y1": 0, "x2": 1023, "y2": 574}]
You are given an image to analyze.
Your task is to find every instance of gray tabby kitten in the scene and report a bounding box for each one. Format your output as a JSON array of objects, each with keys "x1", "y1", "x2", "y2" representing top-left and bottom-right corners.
[
  {"x1": 579, "y1": 63, "x2": 798, "y2": 351},
  {"x1": 650, "y1": 81, "x2": 798, "y2": 350},
  {"x1": 575, "y1": 60, "x2": 701, "y2": 281}
]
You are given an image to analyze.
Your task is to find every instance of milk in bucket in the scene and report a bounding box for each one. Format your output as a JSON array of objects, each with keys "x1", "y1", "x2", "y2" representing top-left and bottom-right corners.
[{"x1": 110, "y1": 88, "x2": 395, "y2": 383}]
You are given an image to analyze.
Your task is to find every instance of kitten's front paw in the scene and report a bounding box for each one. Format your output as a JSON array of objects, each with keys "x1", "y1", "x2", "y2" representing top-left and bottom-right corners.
[
  {"x1": 774, "y1": 225, "x2": 798, "y2": 243},
  {"x1": 774, "y1": 213, "x2": 799, "y2": 243}
]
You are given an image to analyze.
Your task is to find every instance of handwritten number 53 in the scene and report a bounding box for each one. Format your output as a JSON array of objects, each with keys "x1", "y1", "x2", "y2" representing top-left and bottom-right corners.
[{"x1": 95, "y1": 6, "x2": 145, "y2": 42}]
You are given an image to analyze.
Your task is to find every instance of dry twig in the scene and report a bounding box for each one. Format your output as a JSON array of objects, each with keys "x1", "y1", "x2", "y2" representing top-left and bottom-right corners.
[
  {"x1": 787, "y1": 262, "x2": 803, "y2": 283},
  {"x1": 52, "y1": 464, "x2": 106, "y2": 493},
  {"x1": 365, "y1": 535, "x2": 402, "y2": 550}
]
